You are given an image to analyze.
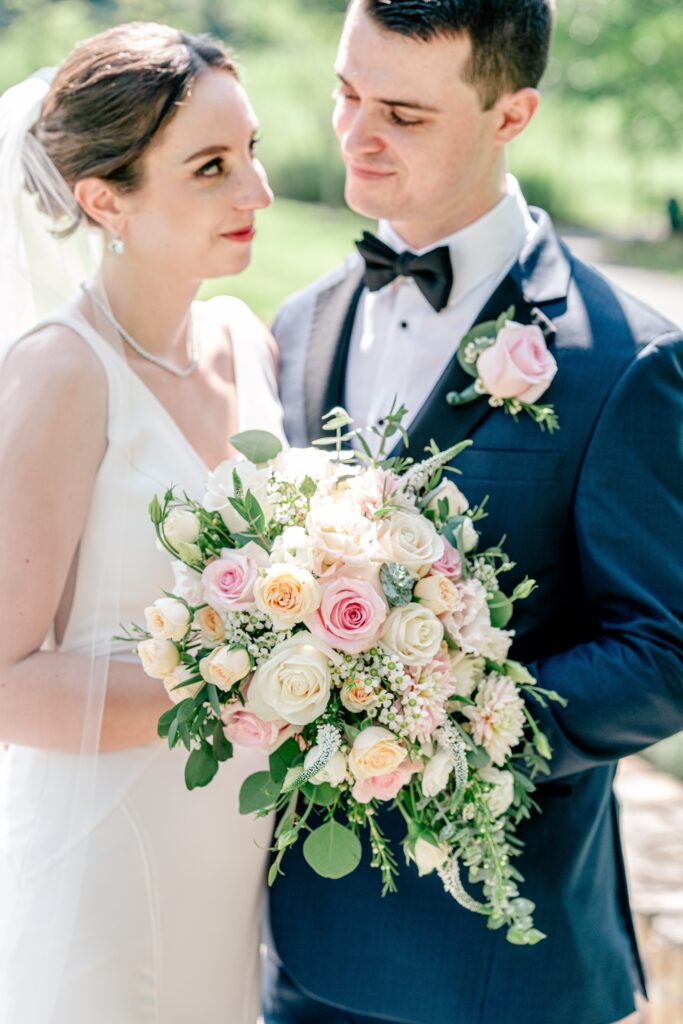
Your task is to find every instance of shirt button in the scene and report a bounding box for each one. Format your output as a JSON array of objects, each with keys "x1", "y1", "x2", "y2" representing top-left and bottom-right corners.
[{"x1": 400, "y1": 320, "x2": 408, "y2": 329}]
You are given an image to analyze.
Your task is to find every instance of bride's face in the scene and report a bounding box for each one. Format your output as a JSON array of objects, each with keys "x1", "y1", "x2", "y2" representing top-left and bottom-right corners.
[{"x1": 118, "y1": 69, "x2": 272, "y2": 281}]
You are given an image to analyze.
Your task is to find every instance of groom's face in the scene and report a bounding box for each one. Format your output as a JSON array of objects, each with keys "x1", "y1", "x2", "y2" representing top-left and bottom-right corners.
[{"x1": 334, "y1": 3, "x2": 502, "y2": 247}]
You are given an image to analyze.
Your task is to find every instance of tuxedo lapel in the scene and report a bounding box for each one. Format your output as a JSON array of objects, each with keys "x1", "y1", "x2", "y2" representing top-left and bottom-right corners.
[
  {"x1": 397, "y1": 209, "x2": 571, "y2": 459},
  {"x1": 304, "y1": 263, "x2": 365, "y2": 443}
]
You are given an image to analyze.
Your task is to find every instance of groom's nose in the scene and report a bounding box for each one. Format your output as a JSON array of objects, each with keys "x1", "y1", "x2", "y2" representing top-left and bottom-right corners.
[{"x1": 339, "y1": 106, "x2": 385, "y2": 158}]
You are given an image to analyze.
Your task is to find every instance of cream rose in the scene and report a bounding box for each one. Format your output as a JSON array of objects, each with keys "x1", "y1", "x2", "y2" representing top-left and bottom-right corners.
[
  {"x1": 459, "y1": 516, "x2": 478, "y2": 553},
  {"x1": 199, "y1": 645, "x2": 251, "y2": 692},
  {"x1": 414, "y1": 573, "x2": 459, "y2": 615},
  {"x1": 144, "y1": 597, "x2": 190, "y2": 643},
  {"x1": 138, "y1": 638, "x2": 180, "y2": 679},
  {"x1": 306, "y1": 496, "x2": 374, "y2": 568},
  {"x1": 340, "y1": 680, "x2": 379, "y2": 714},
  {"x1": 163, "y1": 665, "x2": 203, "y2": 704},
  {"x1": 421, "y1": 750, "x2": 454, "y2": 797},
  {"x1": 381, "y1": 604, "x2": 444, "y2": 667},
  {"x1": 254, "y1": 564, "x2": 322, "y2": 630},
  {"x1": 348, "y1": 726, "x2": 407, "y2": 780},
  {"x1": 247, "y1": 634, "x2": 336, "y2": 726},
  {"x1": 407, "y1": 836, "x2": 449, "y2": 876},
  {"x1": 194, "y1": 605, "x2": 226, "y2": 647},
  {"x1": 374, "y1": 511, "x2": 444, "y2": 577},
  {"x1": 303, "y1": 746, "x2": 347, "y2": 787},
  {"x1": 163, "y1": 508, "x2": 200, "y2": 549},
  {"x1": 427, "y1": 479, "x2": 469, "y2": 518},
  {"x1": 478, "y1": 765, "x2": 515, "y2": 816}
]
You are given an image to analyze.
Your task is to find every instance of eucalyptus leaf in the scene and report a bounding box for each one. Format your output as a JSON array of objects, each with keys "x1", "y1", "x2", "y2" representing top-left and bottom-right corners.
[
  {"x1": 303, "y1": 820, "x2": 362, "y2": 879},
  {"x1": 239, "y1": 771, "x2": 282, "y2": 815},
  {"x1": 229, "y1": 430, "x2": 283, "y2": 464},
  {"x1": 185, "y1": 744, "x2": 219, "y2": 790},
  {"x1": 379, "y1": 562, "x2": 414, "y2": 607},
  {"x1": 302, "y1": 781, "x2": 339, "y2": 807}
]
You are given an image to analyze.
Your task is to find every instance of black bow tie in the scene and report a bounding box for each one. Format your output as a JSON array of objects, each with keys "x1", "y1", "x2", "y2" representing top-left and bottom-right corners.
[{"x1": 355, "y1": 231, "x2": 454, "y2": 312}]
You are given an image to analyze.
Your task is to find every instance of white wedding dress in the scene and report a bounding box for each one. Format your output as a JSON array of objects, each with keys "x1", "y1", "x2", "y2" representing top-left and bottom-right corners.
[{"x1": 0, "y1": 295, "x2": 285, "y2": 1023}]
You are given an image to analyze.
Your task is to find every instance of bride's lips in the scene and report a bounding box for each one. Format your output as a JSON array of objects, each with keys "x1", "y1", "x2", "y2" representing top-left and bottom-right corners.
[{"x1": 221, "y1": 226, "x2": 256, "y2": 242}]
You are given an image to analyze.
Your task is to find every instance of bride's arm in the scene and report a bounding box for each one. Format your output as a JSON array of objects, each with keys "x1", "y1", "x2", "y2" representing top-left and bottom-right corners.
[{"x1": 0, "y1": 327, "x2": 170, "y2": 753}]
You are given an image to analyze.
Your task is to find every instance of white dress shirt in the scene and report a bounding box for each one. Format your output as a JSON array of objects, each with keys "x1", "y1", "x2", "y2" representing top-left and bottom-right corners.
[{"x1": 345, "y1": 175, "x2": 537, "y2": 448}]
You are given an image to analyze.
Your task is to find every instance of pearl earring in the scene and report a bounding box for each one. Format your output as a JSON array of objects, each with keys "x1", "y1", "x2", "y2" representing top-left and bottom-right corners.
[{"x1": 108, "y1": 236, "x2": 125, "y2": 256}]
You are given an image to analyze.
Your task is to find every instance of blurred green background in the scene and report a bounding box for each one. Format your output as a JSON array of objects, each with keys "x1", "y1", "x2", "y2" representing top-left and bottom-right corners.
[{"x1": 1, "y1": 0, "x2": 682, "y2": 323}]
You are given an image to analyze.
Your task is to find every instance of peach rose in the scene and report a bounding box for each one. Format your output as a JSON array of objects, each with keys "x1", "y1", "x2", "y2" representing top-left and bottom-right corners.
[
  {"x1": 254, "y1": 564, "x2": 321, "y2": 630},
  {"x1": 144, "y1": 597, "x2": 190, "y2": 643},
  {"x1": 477, "y1": 321, "x2": 557, "y2": 404},
  {"x1": 199, "y1": 645, "x2": 251, "y2": 692},
  {"x1": 194, "y1": 605, "x2": 226, "y2": 647},
  {"x1": 414, "y1": 573, "x2": 460, "y2": 616}
]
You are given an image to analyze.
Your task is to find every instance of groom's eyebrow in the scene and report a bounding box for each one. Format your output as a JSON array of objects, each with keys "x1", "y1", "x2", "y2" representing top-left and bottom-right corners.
[
  {"x1": 336, "y1": 73, "x2": 440, "y2": 113},
  {"x1": 183, "y1": 144, "x2": 231, "y2": 163}
]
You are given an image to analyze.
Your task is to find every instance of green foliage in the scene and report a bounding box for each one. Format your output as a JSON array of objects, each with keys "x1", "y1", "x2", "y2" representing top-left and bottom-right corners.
[
  {"x1": 303, "y1": 819, "x2": 363, "y2": 879},
  {"x1": 229, "y1": 429, "x2": 283, "y2": 464}
]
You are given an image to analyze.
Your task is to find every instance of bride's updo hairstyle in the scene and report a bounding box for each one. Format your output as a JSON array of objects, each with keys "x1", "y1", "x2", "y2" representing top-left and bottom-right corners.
[{"x1": 32, "y1": 22, "x2": 236, "y2": 233}]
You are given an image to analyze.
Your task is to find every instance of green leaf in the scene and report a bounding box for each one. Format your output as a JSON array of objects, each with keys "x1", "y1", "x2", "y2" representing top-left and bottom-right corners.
[
  {"x1": 269, "y1": 738, "x2": 303, "y2": 784},
  {"x1": 157, "y1": 705, "x2": 177, "y2": 739},
  {"x1": 303, "y1": 820, "x2": 363, "y2": 880},
  {"x1": 230, "y1": 430, "x2": 283, "y2": 464},
  {"x1": 302, "y1": 781, "x2": 339, "y2": 807},
  {"x1": 467, "y1": 745, "x2": 491, "y2": 770},
  {"x1": 239, "y1": 771, "x2": 282, "y2": 815},
  {"x1": 206, "y1": 684, "x2": 222, "y2": 718},
  {"x1": 213, "y1": 721, "x2": 233, "y2": 763},
  {"x1": 175, "y1": 698, "x2": 196, "y2": 725},
  {"x1": 487, "y1": 594, "x2": 513, "y2": 629},
  {"x1": 379, "y1": 562, "x2": 414, "y2": 607},
  {"x1": 185, "y1": 743, "x2": 219, "y2": 790},
  {"x1": 300, "y1": 476, "x2": 317, "y2": 499}
]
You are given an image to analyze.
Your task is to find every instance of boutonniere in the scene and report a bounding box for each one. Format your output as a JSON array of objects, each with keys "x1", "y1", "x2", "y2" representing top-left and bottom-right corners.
[{"x1": 446, "y1": 306, "x2": 559, "y2": 433}]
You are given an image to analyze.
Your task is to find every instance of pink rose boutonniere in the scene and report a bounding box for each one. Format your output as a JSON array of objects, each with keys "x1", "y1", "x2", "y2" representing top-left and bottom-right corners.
[{"x1": 447, "y1": 305, "x2": 559, "y2": 432}]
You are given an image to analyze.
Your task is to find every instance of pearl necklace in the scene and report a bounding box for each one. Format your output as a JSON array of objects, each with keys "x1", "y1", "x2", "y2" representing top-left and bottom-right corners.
[{"x1": 82, "y1": 285, "x2": 201, "y2": 379}]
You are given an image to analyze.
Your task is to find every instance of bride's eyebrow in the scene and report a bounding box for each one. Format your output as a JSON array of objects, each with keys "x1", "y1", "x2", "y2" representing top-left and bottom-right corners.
[
  {"x1": 183, "y1": 144, "x2": 230, "y2": 164},
  {"x1": 335, "y1": 73, "x2": 439, "y2": 113}
]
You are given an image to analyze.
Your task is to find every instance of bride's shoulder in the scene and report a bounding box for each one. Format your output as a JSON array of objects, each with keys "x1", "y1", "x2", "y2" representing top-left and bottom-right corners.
[
  {"x1": 2, "y1": 322, "x2": 107, "y2": 418},
  {"x1": 201, "y1": 294, "x2": 277, "y2": 364}
]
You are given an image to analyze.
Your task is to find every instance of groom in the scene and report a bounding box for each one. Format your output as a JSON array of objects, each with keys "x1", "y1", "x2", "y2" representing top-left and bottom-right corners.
[{"x1": 266, "y1": 2, "x2": 683, "y2": 1022}]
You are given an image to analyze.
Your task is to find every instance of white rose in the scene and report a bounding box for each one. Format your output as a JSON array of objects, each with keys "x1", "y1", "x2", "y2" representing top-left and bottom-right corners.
[
  {"x1": 203, "y1": 459, "x2": 273, "y2": 533},
  {"x1": 448, "y1": 651, "x2": 486, "y2": 698},
  {"x1": 348, "y1": 726, "x2": 406, "y2": 780},
  {"x1": 271, "y1": 526, "x2": 316, "y2": 572},
  {"x1": 381, "y1": 604, "x2": 444, "y2": 667},
  {"x1": 163, "y1": 665, "x2": 203, "y2": 704},
  {"x1": 144, "y1": 597, "x2": 190, "y2": 643},
  {"x1": 478, "y1": 766, "x2": 515, "y2": 816},
  {"x1": 254, "y1": 564, "x2": 322, "y2": 630},
  {"x1": 138, "y1": 638, "x2": 180, "y2": 679},
  {"x1": 427, "y1": 479, "x2": 469, "y2": 518},
  {"x1": 306, "y1": 496, "x2": 374, "y2": 568},
  {"x1": 199, "y1": 645, "x2": 251, "y2": 691},
  {"x1": 304, "y1": 746, "x2": 347, "y2": 787},
  {"x1": 194, "y1": 605, "x2": 226, "y2": 647},
  {"x1": 374, "y1": 511, "x2": 444, "y2": 577},
  {"x1": 171, "y1": 560, "x2": 204, "y2": 606},
  {"x1": 408, "y1": 836, "x2": 449, "y2": 876},
  {"x1": 248, "y1": 634, "x2": 336, "y2": 726},
  {"x1": 413, "y1": 573, "x2": 459, "y2": 615},
  {"x1": 421, "y1": 750, "x2": 454, "y2": 797},
  {"x1": 459, "y1": 517, "x2": 478, "y2": 553},
  {"x1": 163, "y1": 508, "x2": 200, "y2": 548}
]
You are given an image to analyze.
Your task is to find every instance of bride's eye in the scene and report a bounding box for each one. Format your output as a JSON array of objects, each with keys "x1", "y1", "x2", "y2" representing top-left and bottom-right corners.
[
  {"x1": 196, "y1": 157, "x2": 224, "y2": 178},
  {"x1": 249, "y1": 134, "x2": 262, "y2": 155}
]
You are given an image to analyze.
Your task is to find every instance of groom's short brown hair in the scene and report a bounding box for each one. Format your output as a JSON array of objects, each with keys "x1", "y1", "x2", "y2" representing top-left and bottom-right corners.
[{"x1": 360, "y1": 0, "x2": 554, "y2": 109}]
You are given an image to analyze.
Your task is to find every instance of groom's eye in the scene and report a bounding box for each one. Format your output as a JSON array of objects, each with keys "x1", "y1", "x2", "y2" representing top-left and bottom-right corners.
[
  {"x1": 389, "y1": 109, "x2": 422, "y2": 127},
  {"x1": 196, "y1": 157, "x2": 224, "y2": 178},
  {"x1": 333, "y1": 86, "x2": 358, "y2": 103}
]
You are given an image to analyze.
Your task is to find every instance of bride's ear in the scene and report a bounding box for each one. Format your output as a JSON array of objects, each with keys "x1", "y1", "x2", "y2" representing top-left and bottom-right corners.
[{"x1": 73, "y1": 177, "x2": 127, "y2": 237}]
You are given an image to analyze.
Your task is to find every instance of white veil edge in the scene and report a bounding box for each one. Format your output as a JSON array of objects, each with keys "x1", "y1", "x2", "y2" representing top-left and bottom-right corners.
[{"x1": 0, "y1": 71, "x2": 131, "y2": 1024}]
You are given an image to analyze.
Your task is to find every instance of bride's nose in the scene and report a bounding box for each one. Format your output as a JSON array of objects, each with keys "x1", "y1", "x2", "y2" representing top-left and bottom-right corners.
[{"x1": 234, "y1": 161, "x2": 273, "y2": 212}]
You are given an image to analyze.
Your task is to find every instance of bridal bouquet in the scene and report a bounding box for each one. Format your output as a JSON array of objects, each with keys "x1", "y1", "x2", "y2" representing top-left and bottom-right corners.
[{"x1": 128, "y1": 406, "x2": 565, "y2": 945}]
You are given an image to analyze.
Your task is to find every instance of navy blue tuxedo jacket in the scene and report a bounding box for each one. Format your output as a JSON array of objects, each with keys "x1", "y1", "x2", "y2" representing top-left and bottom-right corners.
[{"x1": 271, "y1": 210, "x2": 683, "y2": 1024}]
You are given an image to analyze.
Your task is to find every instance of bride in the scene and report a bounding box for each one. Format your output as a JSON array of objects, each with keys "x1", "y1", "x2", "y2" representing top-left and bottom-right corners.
[{"x1": 0, "y1": 22, "x2": 283, "y2": 1024}]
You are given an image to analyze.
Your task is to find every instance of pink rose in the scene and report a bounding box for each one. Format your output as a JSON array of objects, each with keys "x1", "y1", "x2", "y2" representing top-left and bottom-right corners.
[
  {"x1": 352, "y1": 758, "x2": 422, "y2": 804},
  {"x1": 305, "y1": 573, "x2": 388, "y2": 654},
  {"x1": 202, "y1": 549, "x2": 258, "y2": 612},
  {"x1": 221, "y1": 706, "x2": 294, "y2": 753},
  {"x1": 428, "y1": 537, "x2": 462, "y2": 581},
  {"x1": 477, "y1": 321, "x2": 557, "y2": 404}
]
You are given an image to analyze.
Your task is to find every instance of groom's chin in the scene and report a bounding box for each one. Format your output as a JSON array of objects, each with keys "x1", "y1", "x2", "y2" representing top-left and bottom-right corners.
[{"x1": 344, "y1": 179, "x2": 395, "y2": 222}]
